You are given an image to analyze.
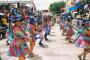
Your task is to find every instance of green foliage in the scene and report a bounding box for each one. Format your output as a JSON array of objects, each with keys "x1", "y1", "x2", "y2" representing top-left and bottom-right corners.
[
  {"x1": 58, "y1": 1, "x2": 66, "y2": 8},
  {"x1": 49, "y1": 1, "x2": 66, "y2": 13},
  {"x1": 82, "y1": 0, "x2": 90, "y2": 4}
]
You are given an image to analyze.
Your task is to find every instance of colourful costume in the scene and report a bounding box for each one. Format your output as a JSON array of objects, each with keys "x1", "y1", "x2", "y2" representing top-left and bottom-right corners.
[
  {"x1": 75, "y1": 27, "x2": 90, "y2": 48},
  {"x1": 66, "y1": 24, "x2": 74, "y2": 38},
  {"x1": 37, "y1": 24, "x2": 44, "y2": 39},
  {"x1": 60, "y1": 21, "x2": 67, "y2": 35},
  {"x1": 6, "y1": 24, "x2": 14, "y2": 44},
  {"x1": 29, "y1": 23, "x2": 36, "y2": 41},
  {"x1": 9, "y1": 25, "x2": 29, "y2": 57}
]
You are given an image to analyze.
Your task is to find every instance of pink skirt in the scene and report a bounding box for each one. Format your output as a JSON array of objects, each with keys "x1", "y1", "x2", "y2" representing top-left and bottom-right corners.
[
  {"x1": 75, "y1": 35, "x2": 90, "y2": 48},
  {"x1": 9, "y1": 38, "x2": 29, "y2": 57}
]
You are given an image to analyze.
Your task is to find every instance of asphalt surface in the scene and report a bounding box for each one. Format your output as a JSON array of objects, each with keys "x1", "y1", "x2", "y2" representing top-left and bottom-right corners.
[{"x1": 0, "y1": 24, "x2": 90, "y2": 60}]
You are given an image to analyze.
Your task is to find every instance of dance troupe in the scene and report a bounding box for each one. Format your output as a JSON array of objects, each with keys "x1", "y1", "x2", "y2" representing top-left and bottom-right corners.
[
  {"x1": 0, "y1": 2, "x2": 90, "y2": 60},
  {"x1": 59, "y1": 7, "x2": 90, "y2": 60},
  {"x1": 0, "y1": 4, "x2": 52, "y2": 60}
]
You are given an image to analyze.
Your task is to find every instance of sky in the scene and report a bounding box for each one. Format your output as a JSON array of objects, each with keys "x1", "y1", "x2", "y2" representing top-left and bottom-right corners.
[
  {"x1": 34, "y1": 0, "x2": 52, "y2": 10},
  {"x1": 34, "y1": 0, "x2": 63, "y2": 10}
]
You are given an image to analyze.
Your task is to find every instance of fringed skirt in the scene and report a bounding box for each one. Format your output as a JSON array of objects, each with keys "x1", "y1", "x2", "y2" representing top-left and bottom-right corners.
[
  {"x1": 9, "y1": 38, "x2": 29, "y2": 57},
  {"x1": 75, "y1": 35, "x2": 90, "y2": 48},
  {"x1": 66, "y1": 28, "x2": 74, "y2": 38}
]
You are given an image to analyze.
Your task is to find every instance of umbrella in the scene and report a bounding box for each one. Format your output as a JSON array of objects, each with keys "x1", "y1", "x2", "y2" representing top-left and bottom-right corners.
[{"x1": 68, "y1": 6, "x2": 80, "y2": 11}]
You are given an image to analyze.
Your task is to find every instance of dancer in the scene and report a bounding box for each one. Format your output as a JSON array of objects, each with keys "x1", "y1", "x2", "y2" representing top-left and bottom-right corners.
[
  {"x1": 75, "y1": 20, "x2": 90, "y2": 60},
  {"x1": 28, "y1": 17, "x2": 37, "y2": 57},
  {"x1": 65, "y1": 19, "x2": 74, "y2": 43},
  {"x1": 37, "y1": 21, "x2": 44, "y2": 46},
  {"x1": 9, "y1": 18, "x2": 30, "y2": 60}
]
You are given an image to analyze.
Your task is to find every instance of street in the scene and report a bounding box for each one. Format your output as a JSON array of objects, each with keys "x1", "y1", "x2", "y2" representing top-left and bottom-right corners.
[{"x1": 0, "y1": 24, "x2": 90, "y2": 60}]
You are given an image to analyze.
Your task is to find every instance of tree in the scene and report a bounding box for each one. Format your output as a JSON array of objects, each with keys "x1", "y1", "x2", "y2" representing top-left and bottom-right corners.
[
  {"x1": 49, "y1": 1, "x2": 66, "y2": 14},
  {"x1": 82, "y1": 0, "x2": 90, "y2": 4}
]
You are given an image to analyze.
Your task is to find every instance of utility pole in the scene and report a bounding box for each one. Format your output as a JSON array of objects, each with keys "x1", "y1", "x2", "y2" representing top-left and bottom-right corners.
[
  {"x1": 20, "y1": 0, "x2": 21, "y2": 2},
  {"x1": 30, "y1": 0, "x2": 36, "y2": 13},
  {"x1": 31, "y1": 0, "x2": 36, "y2": 10}
]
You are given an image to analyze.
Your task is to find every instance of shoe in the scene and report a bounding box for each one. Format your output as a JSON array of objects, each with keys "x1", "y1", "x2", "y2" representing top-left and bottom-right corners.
[
  {"x1": 45, "y1": 38, "x2": 48, "y2": 41},
  {"x1": 69, "y1": 40, "x2": 72, "y2": 43},
  {"x1": 30, "y1": 53, "x2": 38, "y2": 57},
  {"x1": 62, "y1": 34, "x2": 64, "y2": 36},
  {"x1": 39, "y1": 43, "x2": 44, "y2": 46},
  {"x1": 83, "y1": 59, "x2": 86, "y2": 60},
  {"x1": 65, "y1": 38, "x2": 68, "y2": 41},
  {"x1": 6, "y1": 41, "x2": 10, "y2": 45},
  {"x1": 78, "y1": 55, "x2": 82, "y2": 60},
  {"x1": 27, "y1": 53, "x2": 35, "y2": 58},
  {"x1": 27, "y1": 55, "x2": 31, "y2": 58}
]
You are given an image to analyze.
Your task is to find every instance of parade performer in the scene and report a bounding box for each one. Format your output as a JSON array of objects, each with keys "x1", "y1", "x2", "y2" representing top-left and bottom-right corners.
[
  {"x1": 61, "y1": 20, "x2": 67, "y2": 35},
  {"x1": 9, "y1": 18, "x2": 30, "y2": 60},
  {"x1": 47, "y1": 16, "x2": 52, "y2": 35},
  {"x1": 65, "y1": 18, "x2": 74, "y2": 43},
  {"x1": 6, "y1": 23, "x2": 14, "y2": 45},
  {"x1": 6, "y1": 13, "x2": 15, "y2": 45},
  {"x1": 75, "y1": 20, "x2": 90, "y2": 60},
  {"x1": 37, "y1": 22, "x2": 45, "y2": 46},
  {"x1": 28, "y1": 17, "x2": 37, "y2": 57},
  {"x1": 42, "y1": 16, "x2": 49, "y2": 41}
]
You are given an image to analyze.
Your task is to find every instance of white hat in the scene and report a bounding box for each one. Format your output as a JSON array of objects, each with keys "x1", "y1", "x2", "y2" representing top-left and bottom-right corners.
[{"x1": 76, "y1": 15, "x2": 81, "y2": 18}]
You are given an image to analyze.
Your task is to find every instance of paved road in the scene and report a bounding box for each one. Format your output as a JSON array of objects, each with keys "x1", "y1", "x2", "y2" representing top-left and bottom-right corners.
[{"x1": 0, "y1": 24, "x2": 90, "y2": 60}]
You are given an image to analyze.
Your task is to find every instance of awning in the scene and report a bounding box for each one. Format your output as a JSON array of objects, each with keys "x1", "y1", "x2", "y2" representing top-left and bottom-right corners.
[{"x1": 68, "y1": 6, "x2": 80, "y2": 11}]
